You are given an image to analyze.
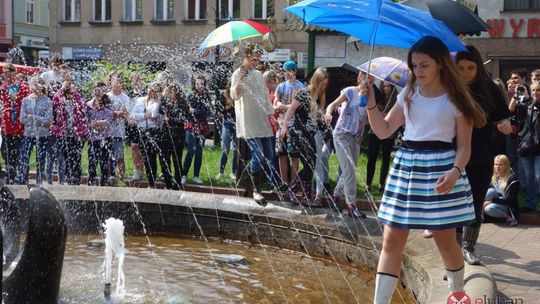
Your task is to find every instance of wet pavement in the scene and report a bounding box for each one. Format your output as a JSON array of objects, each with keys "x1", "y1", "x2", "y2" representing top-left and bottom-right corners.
[{"x1": 475, "y1": 222, "x2": 540, "y2": 303}]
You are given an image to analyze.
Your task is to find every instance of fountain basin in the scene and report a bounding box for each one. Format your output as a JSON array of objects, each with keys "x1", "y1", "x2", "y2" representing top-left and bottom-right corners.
[{"x1": 6, "y1": 185, "x2": 496, "y2": 303}]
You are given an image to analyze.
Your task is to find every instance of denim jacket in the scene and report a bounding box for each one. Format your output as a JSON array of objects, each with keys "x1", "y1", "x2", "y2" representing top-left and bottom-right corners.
[{"x1": 20, "y1": 94, "x2": 53, "y2": 138}]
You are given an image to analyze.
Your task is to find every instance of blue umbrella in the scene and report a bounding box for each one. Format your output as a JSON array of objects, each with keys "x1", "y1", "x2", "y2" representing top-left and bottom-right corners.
[{"x1": 285, "y1": 0, "x2": 466, "y2": 51}]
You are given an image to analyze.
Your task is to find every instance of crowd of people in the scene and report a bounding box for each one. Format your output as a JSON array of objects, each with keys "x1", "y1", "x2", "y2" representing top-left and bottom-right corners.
[
  {"x1": 1, "y1": 37, "x2": 539, "y2": 303},
  {"x1": 0, "y1": 44, "x2": 538, "y2": 222}
]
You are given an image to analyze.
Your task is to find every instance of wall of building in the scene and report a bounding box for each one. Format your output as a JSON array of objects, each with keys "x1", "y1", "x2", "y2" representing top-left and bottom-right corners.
[
  {"x1": 13, "y1": 0, "x2": 49, "y2": 65},
  {"x1": 0, "y1": 0, "x2": 13, "y2": 61},
  {"x1": 49, "y1": 0, "x2": 309, "y2": 69},
  {"x1": 463, "y1": 0, "x2": 540, "y2": 80}
]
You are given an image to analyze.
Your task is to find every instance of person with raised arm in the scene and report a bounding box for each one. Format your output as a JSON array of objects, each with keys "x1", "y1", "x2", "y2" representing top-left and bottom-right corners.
[{"x1": 365, "y1": 36, "x2": 486, "y2": 304}]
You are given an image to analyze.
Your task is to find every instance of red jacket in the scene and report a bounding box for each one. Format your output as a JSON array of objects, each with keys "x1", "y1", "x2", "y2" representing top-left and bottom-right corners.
[{"x1": 0, "y1": 81, "x2": 30, "y2": 135}]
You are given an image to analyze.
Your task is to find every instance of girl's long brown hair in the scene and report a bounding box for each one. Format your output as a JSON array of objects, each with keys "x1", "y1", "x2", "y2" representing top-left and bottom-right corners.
[
  {"x1": 308, "y1": 67, "x2": 329, "y2": 116},
  {"x1": 403, "y1": 36, "x2": 486, "y2": 128}
]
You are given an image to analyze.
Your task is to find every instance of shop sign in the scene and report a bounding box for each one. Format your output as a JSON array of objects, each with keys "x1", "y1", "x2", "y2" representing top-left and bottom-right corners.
[
  {"x1": 19, "y1": 35, "x2": 47, "y2": 48},
  {"x1": 486, "y1": 18, "x2": 540, "y2": 38},
  {"x1": 62, "y1": 46, "x2": 103, "y2": 60},
  {"x1": 297, "y1": 52, "x2": 308, "y2": 68},
  {"x1": 261, "y1": 49, "x2": 291, "y2": 62}
]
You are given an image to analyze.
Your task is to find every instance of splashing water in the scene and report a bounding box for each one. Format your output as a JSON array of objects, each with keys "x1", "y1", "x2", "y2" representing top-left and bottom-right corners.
[{"x1": 101, "y1": 218, "x2": 126, "y2": 302}]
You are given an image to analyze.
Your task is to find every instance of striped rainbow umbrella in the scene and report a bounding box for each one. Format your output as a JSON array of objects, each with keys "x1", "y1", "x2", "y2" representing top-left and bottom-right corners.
[{"x1": 198, "y1": 20, "x2": 272, "y2": 49}]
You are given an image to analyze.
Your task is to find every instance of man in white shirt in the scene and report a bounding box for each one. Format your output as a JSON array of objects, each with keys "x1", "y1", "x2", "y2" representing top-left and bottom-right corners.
[
  {"x1": 40, "y1": 56, "x2": 64, "y2": 87},
  {"x1": 230, "y1": 44, "x2": 277, "y2": 202},
  {"x1": 107, "y1": 77, "x2": 130, "y2": 182}
]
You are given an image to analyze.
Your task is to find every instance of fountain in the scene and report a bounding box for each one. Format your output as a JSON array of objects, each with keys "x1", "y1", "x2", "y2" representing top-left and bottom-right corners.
[
  {"x1": 1, "y1": 43, "x2": 497, "y2": 303},
  {"x1": 1, "y1": 185, "x2": 67, "y2": 303},
  {"x1": 102, "y1": 218, "x2": 126, "y2": 302}
]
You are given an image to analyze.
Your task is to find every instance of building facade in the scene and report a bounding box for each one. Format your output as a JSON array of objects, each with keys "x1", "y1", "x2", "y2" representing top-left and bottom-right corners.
[
  {"x1": 48, "y1": 0, "x2": 308, "y2": 74},
  {"x1": 13, "y1": 0, "x2": 49, "y2": 65},
  {"x1": 0, "y1": 0, "x2": 13, "y2": 61},
  {"x1": 464, "y1": 0, "x2": 540, "y2": 81}
]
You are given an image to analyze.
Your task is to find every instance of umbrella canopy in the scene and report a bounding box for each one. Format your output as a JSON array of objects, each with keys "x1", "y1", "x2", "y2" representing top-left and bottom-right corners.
[
  {"x1": 357, "y1": 56, "x2": 410, "y2": 88},
  {"x1": 198, "y1": 20, "x2": 272, "y2": 49},
  {"x1": 401, "y1": 0, "x2": 490, "y2": 36},
  {"x1": 285, "y1": 0, "x2": 466, "y2": 51}
]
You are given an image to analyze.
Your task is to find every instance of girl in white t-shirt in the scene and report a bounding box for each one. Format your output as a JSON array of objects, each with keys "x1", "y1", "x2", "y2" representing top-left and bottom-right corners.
[{"x1": 365, "y1": 36, "x2": 486, "y2": 303}]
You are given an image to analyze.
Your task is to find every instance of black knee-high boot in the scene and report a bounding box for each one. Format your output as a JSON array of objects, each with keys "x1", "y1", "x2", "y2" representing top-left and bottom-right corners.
[{"x1": 463, "y1": 226, "x2": 481, "y2": 265}]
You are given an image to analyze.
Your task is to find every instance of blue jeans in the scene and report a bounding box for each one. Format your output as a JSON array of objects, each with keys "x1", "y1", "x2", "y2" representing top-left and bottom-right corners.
[
  {"x1": 484, "y1": 203, "x2": 510, "y2": 219},
  {"x1": 46, "y1": 136, "x2": 65, "y2": 184},
  {"x1": 219, "y1": 121, "x2": 237, "y2": 174},
  {"x1": 17, "y1": 136, "x2": 50, "y2": 184},
  {"x1": 245, "y1": 136, "x2": 279, "y2": 184},
  {"x1": 183, "y1": 130, "x2": 204, "y2": 177},
  {"x1": 520, "y1": 155, "x2": 540, "y2": 209}
]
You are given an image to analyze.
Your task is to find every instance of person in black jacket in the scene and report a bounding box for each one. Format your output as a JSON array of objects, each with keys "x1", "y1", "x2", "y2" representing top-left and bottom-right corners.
[
  {"x1": 159, "y1": 84, "x2": 190, "y2": 189},
  {"x1": 482, "y1": 154, "x2": 520, "y2": 225},
  {"x1": 455, "y1": 45, "x2": 513, "y2": 265}
]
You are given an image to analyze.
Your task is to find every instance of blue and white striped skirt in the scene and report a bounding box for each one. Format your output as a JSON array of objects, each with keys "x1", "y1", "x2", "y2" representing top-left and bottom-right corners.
[{"x1": 378, "y1": 147, "x2": 475, "y2": 230}]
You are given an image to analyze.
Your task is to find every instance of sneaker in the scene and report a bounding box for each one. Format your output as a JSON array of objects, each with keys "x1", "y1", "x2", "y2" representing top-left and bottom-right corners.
[
  {"x1": 229, "y1": 172, "x2": 236, "y2": 180},
  {"x1": 463, "y1": 248, "x2": 481, "y2": 265},
  {"x1": 347, "y1": 205, "x2": 367, "y2": 219},
  {"x1": 192, "y1": 176, "x2": 203, "y2": 184},
  {"x1": 253, "y1": 191, "x2": 265, "y2": 201},
  {"x1": 131, "y1": 171, "x2": 142, "y2": 181},
  {"x1": 422, "y1": 229, "x2": 433, "y2": 239},
  {"x1": 181, "y1": 176, "x2": 187, "y2": 184},
  {"x1": 216, "y1": 173, "x2": 223, "y2": 179},
  {"x1": 302, "y1": 198, "x2": 322, "y2": 207},
  {"x1": 276, "y1": 184, "x2": 289, "y2": 193},
  {"x1": 506, "y1": 217, "x2": 518, "y2": 226}
]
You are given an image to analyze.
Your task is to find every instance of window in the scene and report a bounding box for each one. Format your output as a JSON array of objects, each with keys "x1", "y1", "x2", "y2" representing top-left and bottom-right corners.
[
  {"x1": 94, "y1": 0, "x2": 112, "y2": 22},
  {"x1": 253, "y1": 0, "x2": 274, "y2": 19},
  {"x1": 156, "y1": 0, "x2": 174, "y2": 20},
  {"x1": 504, "y1": 0, "x2": 540, "y2": 10},
  {"x1": 219, "y1": 0, "x2": 240, "y2": 19},
  {"x1": 0, "y1": 0, "x2": 4, "y2": 24},
  {"x1": 26, "y1": 0, "x2": 35, "y2": 24},
  {"x1": 64, "y1": 0, "x2": 81, "y2": 22},
  {"x1": 185, "y1": 0, "x2": 206, "y2": 20},
  {"x1": 124, "y1": 0, "x2": 143, "y2": 21}
]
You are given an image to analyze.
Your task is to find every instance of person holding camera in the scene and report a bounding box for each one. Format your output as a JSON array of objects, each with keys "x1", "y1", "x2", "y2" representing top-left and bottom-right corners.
[
  {"x1": 230, "y1": 43, "x2": 277, "y2": 203},
  {"x1": 516, "y1": 82, "x2": 540, "y2": 214},
  {"x1": 507, "y1": 68, "x2": 530, "y2": 178}
]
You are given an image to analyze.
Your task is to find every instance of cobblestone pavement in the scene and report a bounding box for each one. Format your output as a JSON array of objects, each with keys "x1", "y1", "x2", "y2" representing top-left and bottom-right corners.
[{"x1": 476, "y1": 223, "x2": 540, "y2": 303}]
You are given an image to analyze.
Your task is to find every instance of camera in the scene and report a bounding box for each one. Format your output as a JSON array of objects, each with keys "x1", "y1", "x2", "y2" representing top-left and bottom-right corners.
[{"x1": 516, "y1": 85, "x2": 525, "y2": 94}]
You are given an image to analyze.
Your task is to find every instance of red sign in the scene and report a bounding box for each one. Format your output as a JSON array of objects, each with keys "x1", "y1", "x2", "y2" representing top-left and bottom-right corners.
[
  {"x1": 447, "y1": 291, "x2": 471, "y2": 304},
  {"x1": 486, "y1": 18, "x2": 540, "y2": 38}
]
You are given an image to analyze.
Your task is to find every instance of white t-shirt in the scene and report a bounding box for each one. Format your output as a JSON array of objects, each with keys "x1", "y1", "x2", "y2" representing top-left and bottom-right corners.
[
  {"x1": 107, "y1": 91, "x2": 131, "y2": 138},
  {"x1": 40, "y1": 70, "x2": 64, "y2": 86},
  {"x1": 397, "y1": 87, "x2": 462, "y2": 143}
]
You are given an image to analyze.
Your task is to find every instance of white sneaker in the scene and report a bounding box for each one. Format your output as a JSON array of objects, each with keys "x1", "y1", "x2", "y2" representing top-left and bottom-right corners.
[
  {"x1": 181, "y1": 176, "x2": 187, "y2": 184},
  {"x1": 229, "y1": 172, "x2": 236, "y2": 180},
  {"x1": 216, "y1": 173, "x2": 223, "y2": 179},
  {"x1": 192, "y1": 176, "x2": 203, "y2": 184},
  {"x1": 253, "y1": 191, "x2": 265, "y2": 201},
  {"x1": 131, "y1": 171, "x2": 142, "y2": 181}
]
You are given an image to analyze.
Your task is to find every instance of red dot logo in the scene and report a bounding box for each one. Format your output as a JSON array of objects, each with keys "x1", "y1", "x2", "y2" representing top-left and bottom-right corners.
[{"x1": 447, "y1": 291, "x2": 471, "y2": 304}]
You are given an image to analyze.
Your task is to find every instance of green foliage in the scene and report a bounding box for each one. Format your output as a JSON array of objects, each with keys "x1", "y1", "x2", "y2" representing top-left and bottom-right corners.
[{"x1": 80, "y1": 59, "x2": 157, "y2": 99}]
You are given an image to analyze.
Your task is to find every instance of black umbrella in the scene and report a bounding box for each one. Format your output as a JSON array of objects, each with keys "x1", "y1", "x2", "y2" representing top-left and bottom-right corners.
[{"x1": 402, "y1": 0, "x2": 491, "y2": 36}]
